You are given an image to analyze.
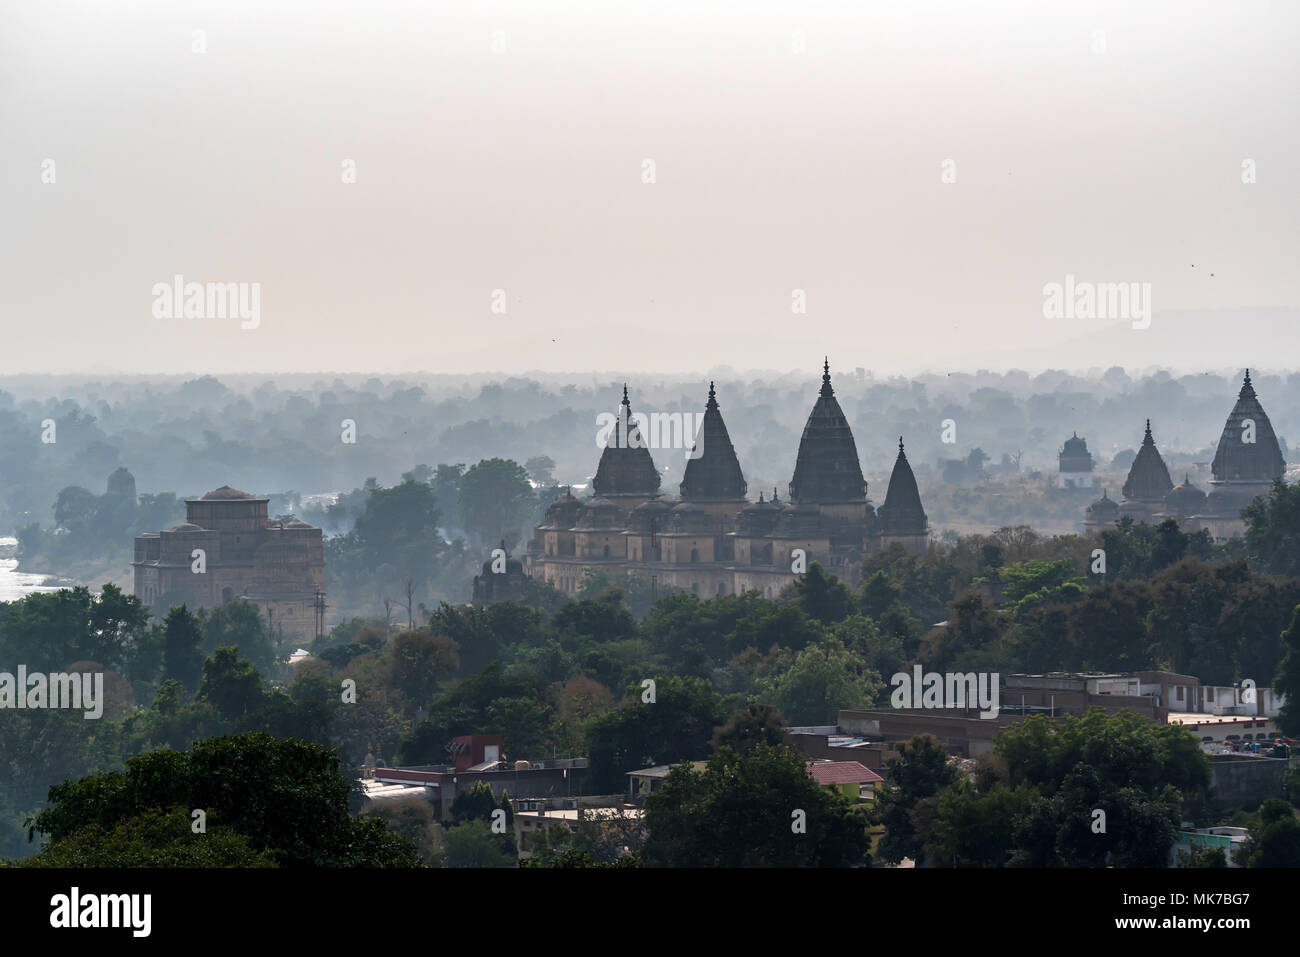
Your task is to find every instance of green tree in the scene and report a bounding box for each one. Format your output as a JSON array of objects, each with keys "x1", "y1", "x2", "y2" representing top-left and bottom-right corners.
[
  {"x1": 458, "y1": 458, "x2": 535, "y2": 547},
  {"x1": 991, "y1": 709, "x2": 1209, "y2": 867},
  {"x1": 28, "y1": 732, "x2": 419, "y2": 867},
  {"x1": 792, "y1": 562, "x2": 855, "y2": 625},
  {"x1": 1177, "y1": 842, "x2": 1229, "y2": 868},
  {"x1": 875, "y1": 734, "x2": 959, "y2": 864},
  {"x1": 585, "y1": 676, "x2": 731, "y2": 793},
  {"x1": 53, "y1": 486, "x2": 98, "y2": 535},
  {"x1": 202, "y1": 599, "x2": 276, "y2": 675},
  {"x1": 752, "y1": 638, "x2": 883, "y2": 725},
  {"x1": 442, "y1": 819, "x2": 517, "y2": 868},
  {"x1": 1244, "y1": 478, "x2": 1300, "y2": 577},
  {"x1": 17, "y1": 806, "x2": 277, "y2": 868},
  {"x1": 641, "y1": 745, "x2": 870, "y2": 867},
  {"x1": 382, "y1": 629, "x2": 460, "y2": 710},
  {"x1": 361, "y1": 796, "x2": 443, "y2": 866},
  {"x1": 931, "y1": 782, "x2": 1036, "y2": 867},
  {"x1": 711, "y1": 702, "x2": 787, "y2": 755},
  {"x1": 450, "y1": 781, "x2": 498, "y2": 823},
  {"x1": 1240, "y1": 798, "x2": 1300, "y2": 868},
  {"x1": 162, "y1": 605, "x2": 205, "y2": 691},
  {"x1": 1274, "y1": 605, "x2": 1300, "y2": 737},
  {"x1": 197, "y1": 647, "x2": 266, "y2": 724}
]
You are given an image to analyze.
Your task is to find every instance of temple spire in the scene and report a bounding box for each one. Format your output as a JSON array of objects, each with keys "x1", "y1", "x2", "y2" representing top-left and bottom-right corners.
[
  {"x1": 680, "y1": 381, "x2": 746, "y2": 502},
  {"x1": 879, "y1": 433, "x2": 928, "y2": 537}
]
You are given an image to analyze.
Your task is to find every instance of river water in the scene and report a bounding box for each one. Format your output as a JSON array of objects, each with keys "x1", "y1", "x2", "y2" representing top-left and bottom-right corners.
[{"x1": 0, "y1": 537, "x2": 59, "y2": 602}]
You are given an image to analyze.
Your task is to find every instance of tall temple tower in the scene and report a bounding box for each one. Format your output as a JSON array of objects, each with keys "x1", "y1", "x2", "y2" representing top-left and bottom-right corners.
[
  {"x1": 877, "y1": 438, "x2": 929, "y2": 554},
  {"x1": 1118, "y1": 420, "x2": 1173, "y2": 522},
  {"x1": 678, "y1": 381, "x2": 748, "y2": 523},
  {"x1": 591, "y1": 385, "x2": 662, "y2": 509},
  {"x1": 789, "y1": 359, "x2": 871, "y2": 526},
  {"x1": 1200, "y1": 370, "x2": 1286, "y2": 540}
]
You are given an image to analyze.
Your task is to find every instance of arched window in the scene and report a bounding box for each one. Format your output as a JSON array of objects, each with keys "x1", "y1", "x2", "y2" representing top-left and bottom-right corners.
[
  {"x1": 717, "y1": 582, "x2": 726, "y2": 596},
  {"x1": 690, "y1": 547, "x2": 699, "y2": 563},
  {"x1": 222, "y1": 586, "x2": 234, "y2": 603},
  {"x1": 603, "y1": 545, "x2": 610, "y2": 558}
]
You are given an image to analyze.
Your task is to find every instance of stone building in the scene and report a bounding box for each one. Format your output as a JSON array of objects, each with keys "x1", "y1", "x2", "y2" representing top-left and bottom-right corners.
[
  {"x1": 522, "y1": 362, "x2": 929, "y2": 599},
  {"x1": 1085, "y1": 371, "x2": 1286, "y2": 541},
  {"x1": 132, "y1": 485, "x2": 325, "y2": 642},
  {"x1": 470, "y1": 540, "x2": 530, "y2": 605},
  {"x1": 1057, "y1": 433, "x2": 1094, "y2": 488}
]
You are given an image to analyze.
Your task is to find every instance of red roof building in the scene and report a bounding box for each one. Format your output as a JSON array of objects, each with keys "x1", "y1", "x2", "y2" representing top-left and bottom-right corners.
[{"x1": 807, "y1": 760, "x2": 883, "y2": 800}]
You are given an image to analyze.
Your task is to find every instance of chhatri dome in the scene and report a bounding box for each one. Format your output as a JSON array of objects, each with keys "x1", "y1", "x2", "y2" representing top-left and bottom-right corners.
[
  {"x1": 679, "y1": 381, "x2": 747, "y2": 503},
  {"x1": 591, "y1": 385, "x2": 662, "y2": 500},
  {"x1": 788, "y1": 359, "x2": 868, "y2": 505}
]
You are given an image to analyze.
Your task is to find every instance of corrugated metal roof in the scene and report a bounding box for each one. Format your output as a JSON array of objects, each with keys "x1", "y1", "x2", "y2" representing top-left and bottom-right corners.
[{"x1": 807, "y1": 761, "x2": 883, "y2": 785}]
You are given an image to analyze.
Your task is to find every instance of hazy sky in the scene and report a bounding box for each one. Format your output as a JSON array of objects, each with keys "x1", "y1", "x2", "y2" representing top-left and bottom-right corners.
[{"x1": 2, "y1": 0, "x2": 1297, "y2": 377}]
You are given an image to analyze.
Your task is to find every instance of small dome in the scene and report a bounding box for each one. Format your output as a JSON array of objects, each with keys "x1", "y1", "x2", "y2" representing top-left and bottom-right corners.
[
  {"x1": 738, "y1": 492, "x2": 781, "y2": 536},
  {"x1": 773, "y1": 502, "x2": 822, "y2": 537},
  {"x1": 201, "y1": 485, "x2": 255, "y2": 500},
  {"x1": 168, "y1": 523, "x2": 204, "y2": 532},
  {"x1": 1061, "y1": 432, "x2": 1089, "y2": 456},
  {"x1": 1086, "y1": 490, "x2": 1120, "y2": 520},
  {"x1": 668, "y1": 501, "x2": 711, "y2": 533},
  {"x1": 284, "y1": 520, "x2": 313, "y2": 528},
  {"x1": 539, "y1": 489, "x2": 583, "y2": 529},
  {"x1": 1164, "y1": 476, "x2": 1207, "y2": 516},
  {"x1": 573, "y1": 498, "x2": 624, "y2": 531},
  {"x1": 1119, "y1": 500, "x2": 1151, "y2": 520},
  {"x1": 628, "y1": 498, "x2": 674, "y2": 534},
  {"x1": 480, "y1": 541, "x2": 523, "y2": 576}
]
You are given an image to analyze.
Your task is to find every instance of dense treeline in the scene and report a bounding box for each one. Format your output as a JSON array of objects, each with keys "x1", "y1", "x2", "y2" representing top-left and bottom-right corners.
[{"x1": 5, "y1": 480, "x2": 1300, "y2": 864}]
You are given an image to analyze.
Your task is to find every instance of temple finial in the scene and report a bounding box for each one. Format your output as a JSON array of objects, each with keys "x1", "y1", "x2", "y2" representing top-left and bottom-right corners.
[
  {"x1": 622, "y1": 383, "x2": 629, "y2": 404},
  {"x1": 708, "y1": 380, "x2": 716, "y2": 400},
  {"x1": 899, "y1": 435, "x2": 905, "y2": 452}
]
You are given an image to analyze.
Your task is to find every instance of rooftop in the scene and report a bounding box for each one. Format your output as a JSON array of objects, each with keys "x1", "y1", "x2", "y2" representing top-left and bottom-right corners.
[{"x1": 807, "y1": 760, "x2": 883, "y2": 786}]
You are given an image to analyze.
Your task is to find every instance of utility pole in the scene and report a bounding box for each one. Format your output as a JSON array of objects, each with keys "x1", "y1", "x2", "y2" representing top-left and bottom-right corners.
[
  {"x1": 650, "y1": 516, "x2": 658, "y2": 604},
  {"x1": 314, "y1": 588, "x2": 327, "y2": 641}
]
